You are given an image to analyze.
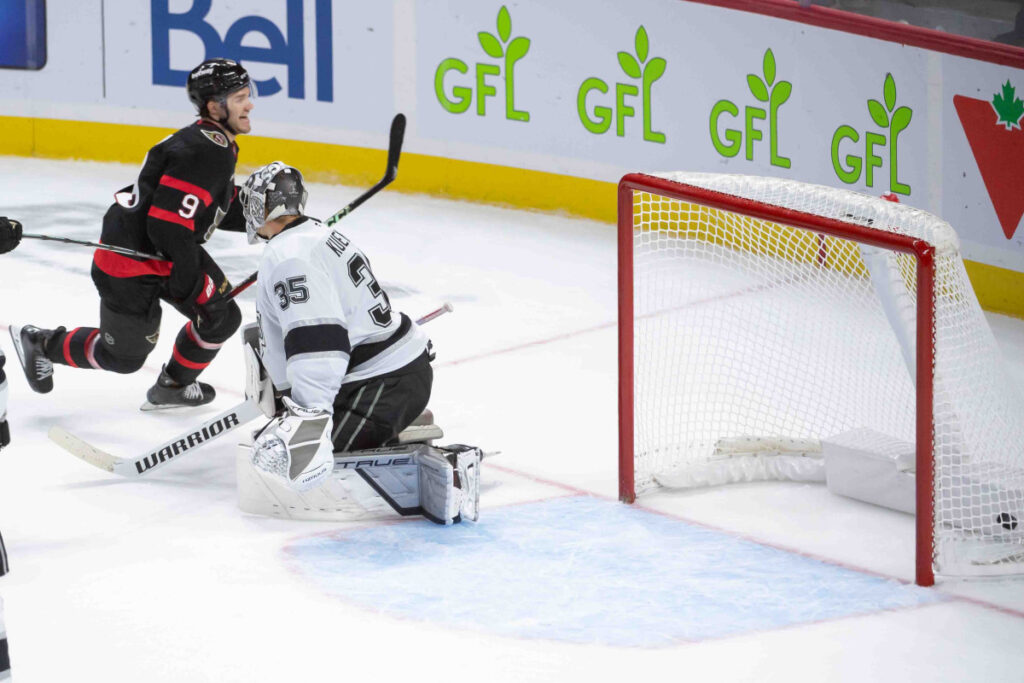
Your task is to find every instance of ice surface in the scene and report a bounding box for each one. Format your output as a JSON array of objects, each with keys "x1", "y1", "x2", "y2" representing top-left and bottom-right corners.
[
  {"x1": 0, "y1": 157, "x2": 1022, "y2": 682},
  {"x1": 286, "y1": 496, "x2": 943, "y2": 647}
]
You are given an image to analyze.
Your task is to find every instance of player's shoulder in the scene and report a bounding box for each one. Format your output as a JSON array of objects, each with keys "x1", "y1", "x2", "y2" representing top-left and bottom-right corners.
[
  {"x1": 260, "y1": 217, "x2": 327, "y2": 270},
  {"x1": 162, "y1": 121, "x2": 236, "y2": 164}
]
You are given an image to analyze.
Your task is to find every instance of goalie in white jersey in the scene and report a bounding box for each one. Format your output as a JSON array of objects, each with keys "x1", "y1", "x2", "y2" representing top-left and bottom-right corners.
[{"x1": 240, "y1": 163, "x2": 433, "y2": 491}]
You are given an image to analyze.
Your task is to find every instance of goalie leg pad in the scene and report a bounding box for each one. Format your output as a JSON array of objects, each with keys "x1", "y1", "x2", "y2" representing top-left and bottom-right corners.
[
  {"x1": 242, "y1": 323, "x2": 278, "y2": 418},
  {"x1": 415, "y1": 446, "x2": 481, "y2": 525}
]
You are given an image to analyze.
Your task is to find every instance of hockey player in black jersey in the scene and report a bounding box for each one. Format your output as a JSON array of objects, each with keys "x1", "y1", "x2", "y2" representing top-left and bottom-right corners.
[{"x1": 9, "y1": 59, "x2": 254, "y2": 410}]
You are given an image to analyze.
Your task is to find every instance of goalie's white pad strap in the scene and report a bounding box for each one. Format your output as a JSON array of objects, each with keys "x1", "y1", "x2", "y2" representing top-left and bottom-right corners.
[
  {"x1": 416, "y1": 450, "x2": 460, "y2": 525},
  {"x1": 243, "y1": 332, "x2": 277, "y2": 419}
]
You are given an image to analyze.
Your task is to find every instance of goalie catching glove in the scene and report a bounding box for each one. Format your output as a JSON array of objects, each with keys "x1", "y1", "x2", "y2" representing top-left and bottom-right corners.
[{"x1": 251, "y1": 396, "x2": 333, "y2": 491}]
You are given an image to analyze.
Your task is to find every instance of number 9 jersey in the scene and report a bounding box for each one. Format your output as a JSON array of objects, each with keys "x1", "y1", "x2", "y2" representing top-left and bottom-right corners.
[{"x1": 254, "y1": 216, "x2": 430, "y2": 413}]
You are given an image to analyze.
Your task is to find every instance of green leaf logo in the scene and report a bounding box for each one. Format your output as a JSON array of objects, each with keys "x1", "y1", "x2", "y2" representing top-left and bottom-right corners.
[
  {"x1": 636, "y1": 25, "x2": 649, "y2": 62},
  {"x1": 497, "y1": 5, "x2": 511, "y2": 42},
  {"x1": 883, "y1": 73, "x2": 897, "y2": 111},
  {"x1": 618, "y1": 52, "x2": 642, "y2": 79},
  {"x1": 891, "y1": 106, "x2": 912, "y2": 132},
  {"x1": 867, "y1": 73, "x2": 902, "y2": 129},
  {"x1": 746, "y1": 48, "x2": 785, "y2": 103},
  {"x1": 618, "y1": 26, "x2": 659, "y2": 80},
  {"x1": 764, "y1": 50, "x2": 776, "y2": 87},
  {"x1": 646, "y1": 57, "x2": 667, "y2": 82},
  {"x1": 868, "y1": 99, "x2": 889, "y2": 128},
  {"x1": 479, "y1": 31, "x2": 503, "y2": 58},
  {"x1": 992, "y1": 80, "x2": 1024, "y2": 130},
  {"x1": 748, "y1": 74, "x2": 769, "y2": 102},
  {"x1": 479, "y1": 6, "x2": 528, "y2": 60}
]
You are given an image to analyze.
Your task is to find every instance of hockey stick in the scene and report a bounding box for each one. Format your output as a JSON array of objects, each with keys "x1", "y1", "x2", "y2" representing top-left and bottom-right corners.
[
  {"x1": 48, "y1": 400, "x2": 262, "y2": 478},
  {"x1": 227, "y1": 113, "x2": 407, "y2": 300},
  {"x1": 47, "y1": 298, "x2": 451, "y2": 479},
  {"x1": 324, "y1": 112, "x2": 406, "y2": 227},
  {"x1": 21, "y1": 233, "x2": 166, "y2": 261},
  {"x1": 414, "y1": 302, "x2": 453, "y2": 325}
]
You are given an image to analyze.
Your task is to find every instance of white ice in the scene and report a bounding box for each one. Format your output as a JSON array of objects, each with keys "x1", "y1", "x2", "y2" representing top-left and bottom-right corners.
[{"x1": 0, "y1": 157, "x2": 1023, "y2": 682}]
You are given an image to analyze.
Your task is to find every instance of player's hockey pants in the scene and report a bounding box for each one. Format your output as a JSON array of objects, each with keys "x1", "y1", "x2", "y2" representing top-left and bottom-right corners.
[
  {"x1": 331, "y1": 351, "x2": 433, "y2": 452},
  {"x1": 46, "y1": 250, "x2": 241, "y2": 385}
]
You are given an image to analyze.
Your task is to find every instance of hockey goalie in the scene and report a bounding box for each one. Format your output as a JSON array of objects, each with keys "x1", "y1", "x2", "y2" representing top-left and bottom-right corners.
[{"x1": 236, "y1": 161, "x2": 480, "y2": 525}]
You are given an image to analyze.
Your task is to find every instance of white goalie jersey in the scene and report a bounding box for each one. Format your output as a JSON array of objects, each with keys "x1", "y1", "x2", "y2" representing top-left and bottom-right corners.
[{"x1": 254, "y1": 216, "x2": 429, "y2": 413}]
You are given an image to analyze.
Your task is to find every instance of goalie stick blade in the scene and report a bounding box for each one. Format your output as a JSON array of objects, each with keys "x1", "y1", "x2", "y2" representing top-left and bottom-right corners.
[
  {"x1": 385, "y1": 113, "x2": 406, "y2": 180},
  {"x1": 49, "y1": 400, "x2": 262, "y2": 478},
  {"x1": 48, "y1": 425, "x2": 118, "y2": 473}
]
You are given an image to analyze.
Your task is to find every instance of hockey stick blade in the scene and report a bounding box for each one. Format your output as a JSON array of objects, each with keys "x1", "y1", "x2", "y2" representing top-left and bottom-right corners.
[
  {"x1": 50, "y1": 400, "x2": 263, "y2": 478},
  {"x1": 325, "y1": 113, "x2": 406, "y2": 226},
  {"x1": 230, "y1": 113, "x2": 407, "y2": 299}
]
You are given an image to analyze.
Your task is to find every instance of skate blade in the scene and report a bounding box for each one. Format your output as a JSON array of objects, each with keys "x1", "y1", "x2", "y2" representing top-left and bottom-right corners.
[{"x1": 139, "y1": 400, "x2": 196, "y2": 412}]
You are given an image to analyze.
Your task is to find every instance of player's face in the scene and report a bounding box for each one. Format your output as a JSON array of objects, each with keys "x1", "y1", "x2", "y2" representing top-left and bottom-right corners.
[{"x1": 226, "y1": 88, "x2": 254, "y2": 134}]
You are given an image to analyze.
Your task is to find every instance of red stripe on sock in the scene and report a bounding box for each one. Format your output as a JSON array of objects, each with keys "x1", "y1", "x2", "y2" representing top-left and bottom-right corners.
[
  {"x1": 172, "y1": 345, "x2": 210, "y2": 370},
  {"x1": 84, "y1": 330, "x2": 101, "y2": 369},
  {"x1": 63, "y1": 327, "x2": 82, "y2": 368}
]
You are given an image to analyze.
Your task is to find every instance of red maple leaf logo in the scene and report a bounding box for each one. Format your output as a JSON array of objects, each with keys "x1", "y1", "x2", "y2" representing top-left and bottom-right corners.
[{"x1": 954, "y1": 94, "x2": 1024, "y2": 240}]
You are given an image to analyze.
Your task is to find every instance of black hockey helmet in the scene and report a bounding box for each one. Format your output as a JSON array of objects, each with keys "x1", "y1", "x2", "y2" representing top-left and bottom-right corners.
[
  {"x1": 241, "y1": 162, "x2": 309, "y2": 244},
  {"x1": 186, "y1": 58, "x2": 255, "y2": 117}
]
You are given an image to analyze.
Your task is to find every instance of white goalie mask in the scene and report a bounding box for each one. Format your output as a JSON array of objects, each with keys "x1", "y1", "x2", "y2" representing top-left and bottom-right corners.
[{"x1": 241, "y1": 161, "x2": 309, "y2": 244}]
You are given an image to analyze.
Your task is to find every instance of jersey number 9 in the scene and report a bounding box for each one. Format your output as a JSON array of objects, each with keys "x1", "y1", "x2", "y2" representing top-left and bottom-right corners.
[{"x1": 179, "y1": 193, "x2": 201, "y2": 219}]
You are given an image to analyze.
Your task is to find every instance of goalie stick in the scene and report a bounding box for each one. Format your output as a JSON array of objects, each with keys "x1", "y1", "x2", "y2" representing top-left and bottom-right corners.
[
  {"x1": 48, "y1": 300, "x2": 453, "y2": 478},
  {"x1": 227, "y1": 112, "x2": 407, "y2": 300},
  {"x1": 48, "y1": 401, "x2": 262, "y2": 478}
]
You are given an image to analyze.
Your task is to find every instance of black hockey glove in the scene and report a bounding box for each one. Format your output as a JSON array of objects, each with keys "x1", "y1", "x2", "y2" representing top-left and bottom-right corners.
[
  {"x1": 186, "y1": 273, "x2": 232, "y2": 329},
  {"x1": 0, "y1": 217, "x2": 23, "y2": 254}
]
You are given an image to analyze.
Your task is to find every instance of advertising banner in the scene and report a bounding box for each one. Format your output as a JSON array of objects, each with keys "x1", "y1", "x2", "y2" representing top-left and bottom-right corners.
[{"x1": 1, "y1": 0, "x2": 1023, "y2": 274}]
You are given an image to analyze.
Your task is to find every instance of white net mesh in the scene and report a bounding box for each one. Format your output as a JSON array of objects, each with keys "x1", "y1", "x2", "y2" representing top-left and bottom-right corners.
[{"x1": 628, "y1": 172, "x2": 1024, "y2": 578}]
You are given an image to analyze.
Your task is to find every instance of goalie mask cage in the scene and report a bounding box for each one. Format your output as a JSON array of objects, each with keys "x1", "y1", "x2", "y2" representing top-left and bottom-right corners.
[{"x1": 617, "y1": 172, "x2": 1024, "y2": 586}]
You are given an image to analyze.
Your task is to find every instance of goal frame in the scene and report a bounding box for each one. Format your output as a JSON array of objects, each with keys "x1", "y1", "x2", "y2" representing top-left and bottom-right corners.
[{"x1": 617, "y1": 172, "x2": 938, "y2": 586}]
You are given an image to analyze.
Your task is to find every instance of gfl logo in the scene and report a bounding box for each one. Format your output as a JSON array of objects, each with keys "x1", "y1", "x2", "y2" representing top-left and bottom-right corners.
[{"x1": 151, "y1": 0, "x2": 334, "y2": 102}]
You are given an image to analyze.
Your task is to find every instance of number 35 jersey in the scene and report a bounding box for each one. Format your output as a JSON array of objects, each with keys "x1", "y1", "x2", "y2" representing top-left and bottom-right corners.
[{"x1": 255, "y1": 216, "x2": 430, "y2": 413}]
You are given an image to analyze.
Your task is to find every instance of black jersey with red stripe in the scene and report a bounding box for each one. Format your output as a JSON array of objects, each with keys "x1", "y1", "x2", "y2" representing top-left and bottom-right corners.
[{"x1": 95, "y1": 119, "x2": 245, "y2": 300}]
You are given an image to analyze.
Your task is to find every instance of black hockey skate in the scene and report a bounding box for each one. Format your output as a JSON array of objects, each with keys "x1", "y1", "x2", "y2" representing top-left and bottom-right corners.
[
  {"x1": 141, "y1": 365, "x2": 216, "y2": 411},
  {"x1": 9, "y1": 324, "x2": 64, "y2": 394}
]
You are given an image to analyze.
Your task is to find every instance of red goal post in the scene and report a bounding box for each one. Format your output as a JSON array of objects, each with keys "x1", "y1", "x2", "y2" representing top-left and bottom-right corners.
[{"x1": 617, "y1": 172, "x2": 1023, "y2": 586}]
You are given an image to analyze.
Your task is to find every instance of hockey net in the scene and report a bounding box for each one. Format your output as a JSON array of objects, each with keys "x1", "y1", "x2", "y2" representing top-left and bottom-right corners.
[{"x1": 618, "y1": 172, "x2": 1024, "y2": 585}]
